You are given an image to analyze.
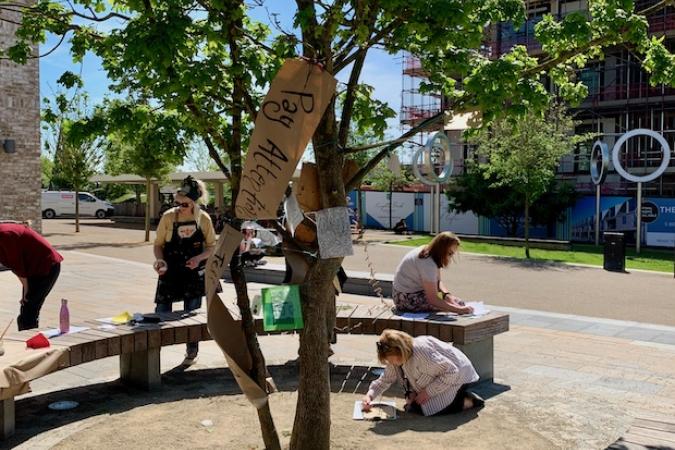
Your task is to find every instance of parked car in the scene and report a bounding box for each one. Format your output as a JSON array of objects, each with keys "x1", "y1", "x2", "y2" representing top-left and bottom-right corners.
[{"x1": 41, "y1": 191, "x2": 115, "y2": 219}]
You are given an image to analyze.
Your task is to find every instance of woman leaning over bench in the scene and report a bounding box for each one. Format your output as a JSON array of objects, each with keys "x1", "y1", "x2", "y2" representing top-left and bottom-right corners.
[
  {"x1": 362, "y1": 330, "x2": 484, "y2": 416},
  {"x1": 392, "y1": 231, "x2": 473, "y2": 314}
]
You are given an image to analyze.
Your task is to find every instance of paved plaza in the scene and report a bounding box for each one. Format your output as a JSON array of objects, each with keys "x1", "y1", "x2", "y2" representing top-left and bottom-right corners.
[{"x1": 1, "y1": 219, "x2": 674, "y2": 448}]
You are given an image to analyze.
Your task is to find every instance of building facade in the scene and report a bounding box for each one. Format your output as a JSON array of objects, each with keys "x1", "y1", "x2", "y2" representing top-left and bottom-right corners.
[
  {"x1": 0, "y1": 1, "x2": 41, "y2": 230},
  {"x1": 399, "y1": 1, "x2": 675, "y2": 244}
]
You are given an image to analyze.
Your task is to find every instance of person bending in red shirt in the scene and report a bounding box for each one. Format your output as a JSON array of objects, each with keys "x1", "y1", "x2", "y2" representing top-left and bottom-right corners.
[{"x1": 0, "y1": 222, "x2": 63, "y2": 330}]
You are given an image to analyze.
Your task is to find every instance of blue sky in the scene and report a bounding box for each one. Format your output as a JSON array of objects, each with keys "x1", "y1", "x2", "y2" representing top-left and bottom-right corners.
[{"x1": 38, "y1": 1, "x2": 404, "y2": 147}]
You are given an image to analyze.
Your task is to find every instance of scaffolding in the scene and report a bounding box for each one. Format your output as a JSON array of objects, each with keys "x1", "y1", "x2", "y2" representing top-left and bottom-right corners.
[{"x1": 400, "y1": 54, "x2": 444, "y2": 160}]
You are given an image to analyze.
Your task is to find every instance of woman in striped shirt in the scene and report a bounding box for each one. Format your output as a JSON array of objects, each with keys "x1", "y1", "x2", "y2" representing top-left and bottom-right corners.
[{"x1": 363, "y1": 329, "x2": 484, "y2": 416}]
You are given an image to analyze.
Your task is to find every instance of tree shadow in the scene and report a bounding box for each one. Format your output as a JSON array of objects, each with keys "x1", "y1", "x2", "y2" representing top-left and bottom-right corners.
[
  {"x1": 6, "y1": 362, "x2": 511, "y2": 446},
  {"x1": 478, "y1": 255, "x2": 591, "y2": 272}
]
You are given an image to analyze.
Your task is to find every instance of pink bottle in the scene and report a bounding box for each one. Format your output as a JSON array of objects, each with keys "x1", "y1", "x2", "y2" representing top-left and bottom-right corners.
[{"x1": 59, "y1": 299, "x2": 70, "y2": 334}]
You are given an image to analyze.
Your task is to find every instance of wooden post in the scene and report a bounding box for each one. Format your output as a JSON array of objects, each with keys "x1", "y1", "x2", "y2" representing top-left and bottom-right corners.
[
  {"x1": 0, "y1": 397, "x2": 15, "y2": 439},
  {"x1": 120, "y1": 348, "x2": 161, "y2": 390}
]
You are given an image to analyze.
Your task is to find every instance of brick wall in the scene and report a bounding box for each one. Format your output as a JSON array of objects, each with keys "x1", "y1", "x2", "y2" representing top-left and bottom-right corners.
[{"x1": 0, "y1": 1, "x2": 41, "y2": 231}]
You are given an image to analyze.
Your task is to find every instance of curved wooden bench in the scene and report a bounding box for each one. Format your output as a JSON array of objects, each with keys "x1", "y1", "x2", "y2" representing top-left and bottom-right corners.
[
  {"x1": 0, "y1": 302, "x2": 508, "y2": 439},
  {"x1": 0, "y1": 311, "x2": 210, "y2": 439}
]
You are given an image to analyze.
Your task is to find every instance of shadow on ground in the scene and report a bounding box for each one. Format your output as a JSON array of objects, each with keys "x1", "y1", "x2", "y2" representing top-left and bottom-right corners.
[
  {"x1": 7, "y1": 363, "x2": 509, "y2": 447},
  {"x1": 477, "y1": 255, "x2": 592, "y2": 272},
  {"x1": 53, "y1": 241, "x2": 151, "y2": 251}
]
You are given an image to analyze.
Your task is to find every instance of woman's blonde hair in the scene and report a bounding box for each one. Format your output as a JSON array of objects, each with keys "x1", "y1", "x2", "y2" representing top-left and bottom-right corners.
[
  {"x1": 376, "y1": 329, "x2": 414, "y2": 364},
  {"x1": 419, "y1": 231, "x2": 460, "y2": 268}
]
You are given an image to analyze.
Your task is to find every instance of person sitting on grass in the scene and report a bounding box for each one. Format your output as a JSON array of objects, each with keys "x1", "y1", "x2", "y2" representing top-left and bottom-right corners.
[
  {"x1": 362, "y1": 329, "x2": 484, "y2": 416},
  {"x1": 392, "y1": 231, "x2": 473, "y2": 314}
]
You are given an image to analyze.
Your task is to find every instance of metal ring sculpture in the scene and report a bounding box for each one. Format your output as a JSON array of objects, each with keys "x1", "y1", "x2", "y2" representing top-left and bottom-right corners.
[
  {"x1": 412, "y1": 131, "x2": 454, "y2": 186},
  {"x1": 611, "y1": 129, "x2": 671, "y2": 183},
  {"x1": 590, "y1": 140, "x2": 609, "y2": 185}
]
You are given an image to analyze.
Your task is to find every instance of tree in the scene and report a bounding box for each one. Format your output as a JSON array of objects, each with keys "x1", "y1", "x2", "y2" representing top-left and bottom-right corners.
[
  {"x1": 99, "y1": 102, "x2": 189, "y2": 241},
  {"x1": 364, "y1": 160, "x2": 413, "y2": 192},
  {"x1": 40, "y1": 155, "x2": 53, "y2": 189},
  {"x1": 473, "y1": 104, "x2": 582, "y2": 256},
  {"x1": 448, "y1": 165, "x2": 577, "y2": 237},
  {"x1": 5, "y1": 1, "x2": 675, "y2": 448},
  {"x1": 56, "y1": 123, "x2": 101, "y2": 232}
]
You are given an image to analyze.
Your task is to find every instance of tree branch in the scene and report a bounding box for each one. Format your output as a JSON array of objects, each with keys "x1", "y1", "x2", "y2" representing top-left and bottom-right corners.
[
  {"x1": 202, "y1": 134, "x2": 231, "y2": 178},
  {"x1": 337, "y1": 48, "x2": 367, "y2": 147},
  {"x1": 345, "y1": 111, "x2": 445, "y2": 191}
]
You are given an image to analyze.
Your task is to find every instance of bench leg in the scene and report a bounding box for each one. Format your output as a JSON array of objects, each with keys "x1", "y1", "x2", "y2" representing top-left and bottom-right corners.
[
  {"x1": 455, "y1": 337, "x2": 494, "y2": 383},
  {"x1": 0, "y1": 397, "x2": 15, "y2": 439},
  {"x1": 120, "y1": 348, "x2": 161, "y2": 390}
]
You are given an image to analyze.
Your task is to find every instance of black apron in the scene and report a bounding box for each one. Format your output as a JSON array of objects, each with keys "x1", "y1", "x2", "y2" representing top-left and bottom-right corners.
[{"x1": 154, "y1": 214, "x2": 206, "y2": 304}]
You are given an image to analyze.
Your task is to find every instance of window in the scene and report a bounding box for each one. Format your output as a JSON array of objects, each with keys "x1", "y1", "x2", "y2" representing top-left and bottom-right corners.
[{"x1": 78, "y1": 193, "x2": 95, "y2": 202}]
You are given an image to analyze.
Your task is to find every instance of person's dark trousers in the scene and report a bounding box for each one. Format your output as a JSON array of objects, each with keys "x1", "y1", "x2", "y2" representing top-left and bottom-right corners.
[
  {"x1": 155, "y1": 297, "x2": 201, "y2": 355},
  {"x1": 18, "y1": 263, "x2": 61, "y2": 331}
]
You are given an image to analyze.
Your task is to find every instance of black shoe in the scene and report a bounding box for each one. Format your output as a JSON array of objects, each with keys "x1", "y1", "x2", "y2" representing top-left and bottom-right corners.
[{"x1": 466, "y1": 391, "x2": 485, "y2": 409}]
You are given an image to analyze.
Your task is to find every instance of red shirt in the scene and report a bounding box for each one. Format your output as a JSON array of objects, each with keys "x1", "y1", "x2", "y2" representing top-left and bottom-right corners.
[{"x1": 0, "y1": 224, "x2": 63, "y2": 278}]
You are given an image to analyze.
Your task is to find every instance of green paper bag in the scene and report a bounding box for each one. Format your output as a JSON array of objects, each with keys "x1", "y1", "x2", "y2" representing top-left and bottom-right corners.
[{"x1": 261, "y1": 285, "x2": 304, "y2": 332}]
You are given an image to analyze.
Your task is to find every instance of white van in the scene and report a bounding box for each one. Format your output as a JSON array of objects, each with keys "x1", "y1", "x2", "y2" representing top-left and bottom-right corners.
[{"x1": 41, "y1": 191, "x2": 115, "y2": 219}]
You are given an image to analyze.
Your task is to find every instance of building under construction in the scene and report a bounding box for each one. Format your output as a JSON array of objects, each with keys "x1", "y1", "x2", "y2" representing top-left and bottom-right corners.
[{"x1": 400, "y1": 0, "x2": 675, "y2": 243}]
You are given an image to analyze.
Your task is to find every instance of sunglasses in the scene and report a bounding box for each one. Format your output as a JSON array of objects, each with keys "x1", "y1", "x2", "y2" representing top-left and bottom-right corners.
[{"x1": 174, "y1": 202, "x2": 190, "y2": 208}]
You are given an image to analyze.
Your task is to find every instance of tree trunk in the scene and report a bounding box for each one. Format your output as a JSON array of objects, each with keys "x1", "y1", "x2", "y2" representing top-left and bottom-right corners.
[
  {"x1": 75, "y1": 189, "x2": 80, "y2": 233},
  {"x1": 524, "y1": 194, "x2": 530, "y2": 259},
  {"x1": 144, "y1": 179, "x2": 151, "y2": 242},
  {"x1": 290, "y1": 97, "x2": 344, "y2": 450}
]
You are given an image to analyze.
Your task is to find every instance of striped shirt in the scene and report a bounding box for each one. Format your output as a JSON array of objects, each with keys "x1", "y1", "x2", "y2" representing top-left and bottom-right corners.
[{"x1": 367, "y1": 336, "x2": 479, "y2": 416}]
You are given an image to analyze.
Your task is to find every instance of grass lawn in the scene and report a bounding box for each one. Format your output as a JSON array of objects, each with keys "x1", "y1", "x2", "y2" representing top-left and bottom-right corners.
[{"x1": 391, "y1": 236, "x2": 675, "y2": 273}]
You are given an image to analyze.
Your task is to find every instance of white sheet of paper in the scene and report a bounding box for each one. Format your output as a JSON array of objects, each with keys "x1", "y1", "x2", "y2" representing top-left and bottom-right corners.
[
  {"x1": 316, "y1": 207, "x2": 354, "y2": 259},
  {"x1": 352, "y1": 400, "x2": 397, "y2": 420},
  {"x1": 466, "y1": 301, "x2": 490, "y2": 317},
  {"x1": 43, "y1": 326, "x2": 89, "y2": 338},
  {"x1": 283, "y1": 192, "x2": 304, "y2": 236}
]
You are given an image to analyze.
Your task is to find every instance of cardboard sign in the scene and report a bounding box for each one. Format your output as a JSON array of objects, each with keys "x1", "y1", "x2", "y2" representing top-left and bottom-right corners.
[
  {"x1": 205, "y1": 224, "x2": 269, "y2": 408},
  {"x1": 235, "y1": 59, "x2": 337, "y2": 219}
]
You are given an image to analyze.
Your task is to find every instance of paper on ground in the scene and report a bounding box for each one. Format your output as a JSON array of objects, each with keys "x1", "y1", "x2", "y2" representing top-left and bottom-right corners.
[
  {"x1": 43, "y1": 326, "x2": 89, "y2": 339},
  {"x1": 353, "y1": 400, "x2": 397, "y2": 420}
]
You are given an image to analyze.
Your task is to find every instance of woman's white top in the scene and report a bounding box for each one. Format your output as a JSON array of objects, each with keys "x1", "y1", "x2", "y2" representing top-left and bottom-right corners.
[
  {"x1": 392, "y1": 246, "x2": 439, "y2": 293},
  {"x1": 367, "y1": 336, "x2": 479, "y2": 416}
]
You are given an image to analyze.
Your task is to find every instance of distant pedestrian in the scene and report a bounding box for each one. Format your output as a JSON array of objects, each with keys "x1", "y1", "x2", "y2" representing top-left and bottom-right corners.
[
  {"x1": 362, "y1": 329, "x2": 484, "y2": 416},
  {"x1": 0, "y1": 221, "x2": 63, "y2": 330},
  {"x1": 153, "y1": 177, "x2": 216, "y2": 365}
]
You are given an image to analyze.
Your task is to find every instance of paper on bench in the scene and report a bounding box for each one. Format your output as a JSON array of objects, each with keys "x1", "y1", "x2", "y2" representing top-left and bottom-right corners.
[
  {"x1": 43, "y1": 326, "x2": 89, "y2": 339},
  {"x1": 465, "y1": 301, "x2": 490, "y2": 317}
]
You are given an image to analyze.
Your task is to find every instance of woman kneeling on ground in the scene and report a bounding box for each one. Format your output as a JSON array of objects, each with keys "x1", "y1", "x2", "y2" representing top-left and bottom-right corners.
[
  {"x1": 392, "y1": 231, "x2": 472, "y2": 314},
  {"x1": 363, "y1": 330, "x2": 484, "y2": 416}
]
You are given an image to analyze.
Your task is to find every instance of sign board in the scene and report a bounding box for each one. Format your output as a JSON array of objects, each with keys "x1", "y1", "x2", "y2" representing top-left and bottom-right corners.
[
  {"x1": 640, "y1": 201, "x2": 659, "y2": 224},
  {"x1": 235, "y1": 59, "x2": 337, "y2": 219}
]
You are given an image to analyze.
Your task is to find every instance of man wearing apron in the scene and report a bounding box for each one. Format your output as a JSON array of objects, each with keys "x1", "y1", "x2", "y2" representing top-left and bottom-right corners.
[{"x1": 153, "y1": 177, "x2": 216, "y2": 365}]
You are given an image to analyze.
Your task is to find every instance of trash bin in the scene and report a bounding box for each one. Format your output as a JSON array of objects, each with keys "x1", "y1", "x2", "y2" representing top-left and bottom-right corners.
[{"x1": 603, "y1": 232, "x2": 625, "y2": 272}]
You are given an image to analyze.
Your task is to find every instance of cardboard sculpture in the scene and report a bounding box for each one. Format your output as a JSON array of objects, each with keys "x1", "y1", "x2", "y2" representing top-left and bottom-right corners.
[{"x1": 235, "y1": 59, "x2": 337, "y2": 219}]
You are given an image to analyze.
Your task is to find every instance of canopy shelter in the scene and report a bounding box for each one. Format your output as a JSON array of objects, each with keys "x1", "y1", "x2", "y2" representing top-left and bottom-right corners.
[{"x1": 90, "y1": 171, "x2": 229, "y2": 217}]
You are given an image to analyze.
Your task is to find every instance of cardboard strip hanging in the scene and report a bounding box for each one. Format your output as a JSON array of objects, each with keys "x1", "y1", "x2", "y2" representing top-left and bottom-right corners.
[
  {"x1": 235, "y1": 59, "x2": 337, "y2": 219},
  {"x1": 205, "y1": 224, "x2": 268, "y2": 408}
]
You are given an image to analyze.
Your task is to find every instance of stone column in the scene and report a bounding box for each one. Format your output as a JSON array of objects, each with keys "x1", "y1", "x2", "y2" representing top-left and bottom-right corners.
[{"x1": 0, "y1": 1, "x2": 41, "y2": 230}]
